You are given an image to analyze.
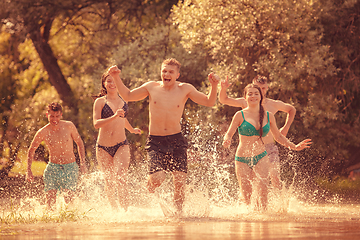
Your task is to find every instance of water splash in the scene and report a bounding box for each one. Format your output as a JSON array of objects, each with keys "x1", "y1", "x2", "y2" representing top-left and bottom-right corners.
[{"x1": 3, "y1": 117, "x2": 360, "y2": 224}]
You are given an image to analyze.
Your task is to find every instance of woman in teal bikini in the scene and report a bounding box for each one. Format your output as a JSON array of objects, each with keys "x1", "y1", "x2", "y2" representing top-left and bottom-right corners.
[
  {"x1": 223, "y1": 84, "x2": 311, "y2": 210},
  {"x1": 93, "y1": 71, "x2": 141, "y2": 210}
]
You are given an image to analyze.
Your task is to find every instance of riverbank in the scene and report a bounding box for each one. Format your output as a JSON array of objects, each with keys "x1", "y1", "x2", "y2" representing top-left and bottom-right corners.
[{"x1": 314, "y1": 176, "x2": 360, "y2": 203}]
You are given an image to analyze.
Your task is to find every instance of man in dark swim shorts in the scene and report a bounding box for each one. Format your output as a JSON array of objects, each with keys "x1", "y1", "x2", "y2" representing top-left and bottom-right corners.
[
  {"x1": 109, "y1": 58, "x2": 219, "y2": 213},
  {"x1": 146, "y1": 133, "x2": 188, "y2": 174}
]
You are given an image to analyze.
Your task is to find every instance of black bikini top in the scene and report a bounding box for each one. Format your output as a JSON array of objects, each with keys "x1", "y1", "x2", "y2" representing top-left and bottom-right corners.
[{"x1": 101, "y1": 95, "x2": 128, "y2": 119}]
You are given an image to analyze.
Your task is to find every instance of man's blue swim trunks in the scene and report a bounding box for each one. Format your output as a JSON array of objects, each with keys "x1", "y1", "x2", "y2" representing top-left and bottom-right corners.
[{"x1": 43, "y1": 162, "x2": 79, "y2": 192}]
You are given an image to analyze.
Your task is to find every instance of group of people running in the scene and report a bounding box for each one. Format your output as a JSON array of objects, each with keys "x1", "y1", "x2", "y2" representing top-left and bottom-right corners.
[{"x1": 26, "y1": 58, "x2": 311, "y2": 212}]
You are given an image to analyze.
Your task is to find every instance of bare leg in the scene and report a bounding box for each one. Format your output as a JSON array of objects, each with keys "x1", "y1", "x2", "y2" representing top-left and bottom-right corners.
[
  {"x1": 147, "y1": 171, "x2": 166, "y2": 193},
  {"x1": 172, "y1": 171, "x2": 186, "y2": 213},
  {"x1": 97, "y1": 148, "x2": 118, "y2": 209},
  {"x1": 269, "y1": 161, "x2": 281, "y2": 190},
  {"x1": 104, "y1": 175, "x2": 118, "y2": 209},
  {"x1": 253, "y1": 156, "x2": 270, "y2": 211},
  {"x1": 63, "y1": 189, "x2": 75, "y2": 205},
  {"x1": 235, "y1": 162, "x2": 253, "y2": 206},
  {"x1": 45, "y1": 189, "x2": 57, "y2": 210},
  {"x1": 114, "y1": 145, "x2": 130, "y2": 210},
  {"x1": 265, "y1": 144, "x2": 282, "y2": 190},
  {"x1": 253, "y1": 177, "x2": 269, "y2": 211}
]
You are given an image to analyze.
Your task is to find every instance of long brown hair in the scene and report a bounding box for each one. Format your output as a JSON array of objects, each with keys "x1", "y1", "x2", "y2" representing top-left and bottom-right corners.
[
  {"x1": 243, "y1": 83, "x2": 265, "y2": 142},
  {"x1": 92, "y1": 72, "x2": 110, "y2": 100}
]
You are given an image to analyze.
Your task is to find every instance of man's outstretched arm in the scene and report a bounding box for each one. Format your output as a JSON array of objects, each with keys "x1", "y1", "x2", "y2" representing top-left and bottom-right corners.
[
  {"x1": 187, "y1": 72, "x2": 219, "y2": 107},
  {"x1": 108, "y1": 65, "x2": 149, "y2": 102},
  {"x1": 219, "y1": 76, "x2": 247, "y2": 108}
]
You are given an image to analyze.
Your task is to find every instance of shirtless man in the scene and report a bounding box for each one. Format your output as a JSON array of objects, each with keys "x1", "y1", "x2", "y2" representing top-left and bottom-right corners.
[
  {"x1": 108, "y1": 58, "x2": 219, "y2": 213},
  {"x1": 26, "y1": 103, "x2": 87, "y2": 209},
  {"x1": 219, "y1": 75, "x2": 296, "y2": 190}
]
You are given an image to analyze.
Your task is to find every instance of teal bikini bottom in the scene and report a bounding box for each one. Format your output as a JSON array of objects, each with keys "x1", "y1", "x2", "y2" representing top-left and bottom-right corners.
[{"x1": 235, "y1": 151, "x2": 267, "y2": 169}]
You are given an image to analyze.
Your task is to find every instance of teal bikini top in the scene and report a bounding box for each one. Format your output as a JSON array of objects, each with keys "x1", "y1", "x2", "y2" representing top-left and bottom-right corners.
[{"x1": 238, "y1": 110, "x2": 270, "y2": 137}]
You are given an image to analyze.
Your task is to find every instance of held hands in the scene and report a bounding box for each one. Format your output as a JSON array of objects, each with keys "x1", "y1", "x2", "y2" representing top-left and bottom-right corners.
[
  {"x1": 208, "y1": 72, "x2": 220, "y2": 86},
  {"x1": 108, "y1": 65, "x2": 121, "y2": 76},
  {"x1": 293, "y1": 139, "x2": 312, "y2": 151}
]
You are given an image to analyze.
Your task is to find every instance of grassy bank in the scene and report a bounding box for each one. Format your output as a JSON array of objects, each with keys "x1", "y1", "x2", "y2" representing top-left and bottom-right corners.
[
  {"x1": 1, "y1": 205, "x2": 90, "y2": 224},
  {"x1": 315, "y1": 176, "x2": 360, "y2": 202}
]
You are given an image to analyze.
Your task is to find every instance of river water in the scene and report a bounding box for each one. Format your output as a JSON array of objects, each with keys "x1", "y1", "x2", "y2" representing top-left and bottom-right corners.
[
  {"x1": 3, "y1": 217, "x2": 360, "y2": 239},
  {"x1": 2, "y1": 203, "x2": 360, "y2": 239},
  {"x1": 2, "y1": 169, "x2": 360, "y2": 239}
]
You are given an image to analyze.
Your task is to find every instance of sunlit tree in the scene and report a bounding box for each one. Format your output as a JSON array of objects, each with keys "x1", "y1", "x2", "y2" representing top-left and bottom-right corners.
[
  {"x1": 0, "y1": 0, "x2": 178, "y2": 176},
  {"x1": 172, "y1": 0, "x2": 360, "y2": 177}
]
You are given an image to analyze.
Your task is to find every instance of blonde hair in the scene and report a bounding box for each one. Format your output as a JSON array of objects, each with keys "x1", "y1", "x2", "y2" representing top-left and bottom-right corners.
[{"x1": 162, "y1": 58, "x2": 181, "y2": 71}]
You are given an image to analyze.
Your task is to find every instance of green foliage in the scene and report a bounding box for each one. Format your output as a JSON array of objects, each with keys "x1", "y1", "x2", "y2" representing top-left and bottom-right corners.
[
  {"x1": 173, "y1": 0, "x2": 335, "y2": 81},
  {"x1": 0, "y1": 0, "x2": 359, "y2": 184},
  {"x1": 0, "y1": 0, "x2": 180, "y2": 173},
  {"x1": 319, "y1": 0, "x2": 360, "y2": 142},
  {"x1": 172, "y1": 0, "x2": 336, "y2": 102},
  {"x1": 113, "y1": 24, "x2": 208, "y2": 87},
  {"x1": 172, "y1": 0, "x2": 360, "y2": 177},
  {"x1": 316, "y1": 176, "x2": 360, "y2": 194}
]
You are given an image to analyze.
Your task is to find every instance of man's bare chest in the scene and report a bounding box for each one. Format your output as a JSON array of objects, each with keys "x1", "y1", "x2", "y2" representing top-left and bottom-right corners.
[
  {"x1": 150, "y1": 90, "x2": 186, "y2": 110},
  {"x1": 45, "y1": 131, "x2": 72, "y2": 147}
]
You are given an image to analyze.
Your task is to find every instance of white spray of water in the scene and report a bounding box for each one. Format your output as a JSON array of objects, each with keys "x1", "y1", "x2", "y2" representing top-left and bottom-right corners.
[{"x1": 4, "y1": 116, "x2": 360, "y2": 224}]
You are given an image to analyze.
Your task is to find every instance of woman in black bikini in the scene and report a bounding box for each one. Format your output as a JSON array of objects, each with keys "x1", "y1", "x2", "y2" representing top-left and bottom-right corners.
[{"x1": 93, "y1": 72, "x2": 141, "y2": 210}]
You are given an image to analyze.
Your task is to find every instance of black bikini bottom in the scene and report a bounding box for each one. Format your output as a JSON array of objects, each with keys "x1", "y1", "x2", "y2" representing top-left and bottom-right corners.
[{"x1": 97, "y1": 139, "x2": 129, "y2": 157}]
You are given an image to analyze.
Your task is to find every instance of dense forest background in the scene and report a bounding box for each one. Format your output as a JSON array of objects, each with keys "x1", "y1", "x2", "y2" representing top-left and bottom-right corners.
[{"x1": 0, "y1": 0, "x2": 359, "y2": 194}]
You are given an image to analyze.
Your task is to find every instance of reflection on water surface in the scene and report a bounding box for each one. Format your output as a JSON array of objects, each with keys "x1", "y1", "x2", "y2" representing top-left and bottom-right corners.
[{"x1": 2, "y1": 201, "x2": 360, "y2": 239}]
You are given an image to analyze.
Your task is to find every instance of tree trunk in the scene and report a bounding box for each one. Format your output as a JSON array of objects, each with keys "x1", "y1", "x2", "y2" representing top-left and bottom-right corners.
[{"x1": 28, "y1": 24, "x2": 79, "y2": 118}]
